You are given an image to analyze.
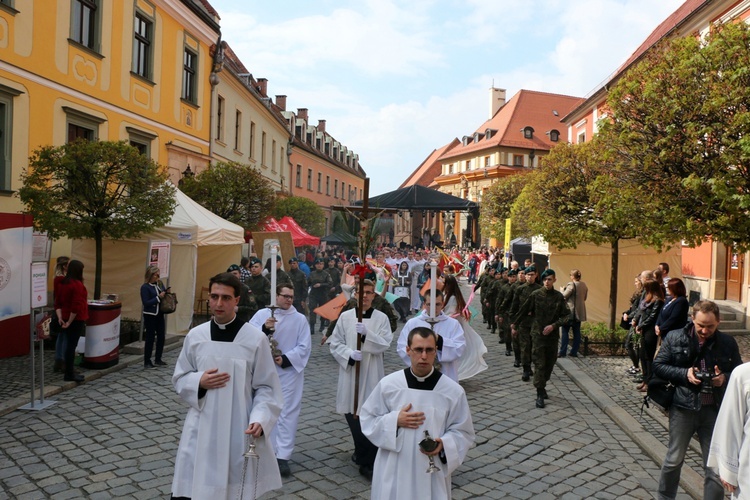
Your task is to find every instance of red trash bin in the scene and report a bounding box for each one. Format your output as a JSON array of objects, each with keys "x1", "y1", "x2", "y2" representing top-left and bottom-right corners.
[{"x1": 83, "y1": 301, "x2": 121, "y2": 369}]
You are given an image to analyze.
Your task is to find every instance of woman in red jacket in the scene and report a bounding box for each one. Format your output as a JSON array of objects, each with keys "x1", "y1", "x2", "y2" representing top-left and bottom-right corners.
[{"x1": 55, "y1": 260, "x2": 89, "y2": 382}]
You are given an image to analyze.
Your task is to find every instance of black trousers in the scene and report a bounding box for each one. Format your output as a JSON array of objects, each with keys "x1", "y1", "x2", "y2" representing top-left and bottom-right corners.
[
  {"x1": 345, "y1": 413, "x2": 377, "y2": 467},
  {"x1": 143, "y1": 313, "x2": 165, "y2": 364}
]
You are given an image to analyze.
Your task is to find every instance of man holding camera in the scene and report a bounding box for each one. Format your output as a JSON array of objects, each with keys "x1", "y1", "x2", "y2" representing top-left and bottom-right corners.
[{"x1": 652, "y1": 300, "x2": 742, "y2": 500}]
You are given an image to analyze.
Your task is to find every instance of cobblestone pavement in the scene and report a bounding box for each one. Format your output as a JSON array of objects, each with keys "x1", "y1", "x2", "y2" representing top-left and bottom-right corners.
[{"x1": 3, "y1": 285, "x2": 738, "y2": 499}]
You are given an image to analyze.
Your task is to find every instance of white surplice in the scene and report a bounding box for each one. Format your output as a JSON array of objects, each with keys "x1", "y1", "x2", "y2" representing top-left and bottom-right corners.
[
  {"x1": 328, "y1": 308, "x2": 393, "y2": 415},
  {"x1": 360, "y1": 369, "x2": 475, "y2": 500},
  {"x1": 250, "y1": 306, "x2": 311, "y2": 460},
  {"x1": 397, "y1": 313, "x2": 466, "y2": 382},
  {"x1": 708, "y1": 361, "x2": 750, "y2": 498},
  {"x1": 171, "y1": 320, "x2": 284, "y2": 499},
  {"x1": 443, "y1": 296, "x2": 488, "y2": 380}
]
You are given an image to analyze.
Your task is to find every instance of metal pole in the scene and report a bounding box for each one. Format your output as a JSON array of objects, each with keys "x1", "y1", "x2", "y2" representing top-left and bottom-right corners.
[{"x1": 28, "y1": 309, "x2": 35, "y2": 409}]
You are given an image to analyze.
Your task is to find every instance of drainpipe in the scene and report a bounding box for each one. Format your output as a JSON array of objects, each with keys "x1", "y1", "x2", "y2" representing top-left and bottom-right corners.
[{"x1": 208, "y1": 36, "x2": 224, "y2": 165}]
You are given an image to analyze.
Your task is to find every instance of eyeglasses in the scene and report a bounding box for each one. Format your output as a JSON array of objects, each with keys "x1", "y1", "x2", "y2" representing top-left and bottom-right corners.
[
  {"x1": 411, "y1": 347, "x2": 436, "y2": 355},
  {"x1": 278, "y1": 294, "x2": 294, "y2": 300}
]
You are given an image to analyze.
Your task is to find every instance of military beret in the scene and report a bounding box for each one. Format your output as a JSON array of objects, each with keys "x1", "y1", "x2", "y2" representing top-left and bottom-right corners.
[
  {"x1": 541, "y1": 269, "x2": 556, "y2": 279},
  {"x1": 525, "y1": 265, "x2": 536, "y2": 273},
  {"x1": 249, "y1": 257, "x2": 262, "y2": 266},
  {"x1": 314, "y1": 258, "x2": 324, "y2": 264},
  {"x1": 289, "y1": 257, "x2": 299, "y2": 263},
  {"x1": 227, "y1": 264, "x2": 241, "y2": 272},
  {"x1": 508, "y1": 269, "x2": 518, "y2": 276}
]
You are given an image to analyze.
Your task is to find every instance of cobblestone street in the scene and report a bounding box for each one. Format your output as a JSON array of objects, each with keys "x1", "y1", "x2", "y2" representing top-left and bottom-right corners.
[{"x1": 2, "y1": 287, "x2": 745, "y2": 499}]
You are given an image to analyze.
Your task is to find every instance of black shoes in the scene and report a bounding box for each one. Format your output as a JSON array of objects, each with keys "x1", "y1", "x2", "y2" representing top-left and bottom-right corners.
[
  {"x1": 505, "y1": 350, "x2": 512, "y2": 356},
  {"x1": 540, "y1": 388, "x2": 548, "y2": 399},
  {"x1": 536, "y1": 395, "x2": 545, "y2": 408},
  {"x1": 64, "y1": 374, "x2": 84, "y2": 383},
  {"x1": 144, "y1": 361, "x2": 155, "y2": 369},
  {"x1": 155, "y1": 360, "x2": 167, "y2": 366},
  {"x1": 521, "y1": 371, "x2": 530, "y2": 382},
  {"x1": 277, "y1": 459, "x2": 291, "y2": 478},
  {"x1": 513, "y1": 360, "x2": 521, "y2": 368},
  {"x1": 359, "y1": 464, "x2": 373, "y2": 481},
  {"x1": 351, "y1": 452, "x2": 360, "y2": 465}
]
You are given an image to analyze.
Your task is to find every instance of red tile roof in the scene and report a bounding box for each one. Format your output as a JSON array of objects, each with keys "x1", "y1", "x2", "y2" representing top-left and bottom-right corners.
[
  {"x1": 439, "y1": 90, "x2": 582, "y2": 161},
  {"x1": 400, "y1": 139, "x2": 461, "y2": 188}
]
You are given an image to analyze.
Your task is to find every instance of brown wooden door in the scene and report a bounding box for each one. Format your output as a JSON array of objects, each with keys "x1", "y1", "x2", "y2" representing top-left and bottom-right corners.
[{"x1": 726, "y1": 247, "x2": 744, "y2": 302}]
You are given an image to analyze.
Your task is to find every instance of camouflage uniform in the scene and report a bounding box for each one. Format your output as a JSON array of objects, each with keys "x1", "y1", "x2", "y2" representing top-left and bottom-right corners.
[
  {"x1": 515, "y1": 286, "x2": 570, "y2": 396},
  {"x1": 244, "y1": 273, "x2": 271, "y2": 319},
  {"x1": 476, "y1": 269, "x2": 495, "y2": 324},
  {"x1": 308, "y1": 267, "x2": 333, "y2": 332},
  {"x1": 495, "y1": 276, "x2": 513, "y2": 353},
  {"x1": 288, "y1": 267, "x2": 308, "y2": 314},
  {"x1": 511, "y1": 281, "x2": 542, "y2": 379},
  {"x1": 484, "y1": 274, "x2": 503, "y2": 334},
  {"x1": 502, "y1": 279, "x2": 523, "y2": 365}
]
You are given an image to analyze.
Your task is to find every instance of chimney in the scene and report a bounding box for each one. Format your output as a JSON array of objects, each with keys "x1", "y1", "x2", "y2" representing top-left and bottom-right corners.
[
  {"x1": 489, "y1": 87, "x2": 506, "y2": 119},
  {"x1": 275, "y1": 95, "x2": 287, "y2": 111},
  {"x1": 256, "y1": 78, "x2": 268, "y2": 96},
  {"x1": 317, "y1": 119, "x2": 326, "y2": 133},
  {"x1": 297, "y1": 108, "x2": 308, "y2": 122}
]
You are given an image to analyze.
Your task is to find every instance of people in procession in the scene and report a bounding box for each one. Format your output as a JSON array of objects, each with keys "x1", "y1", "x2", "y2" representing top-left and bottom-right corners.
[{"x1": 171, "y1": 272, "x2": 283, "y2": 499}]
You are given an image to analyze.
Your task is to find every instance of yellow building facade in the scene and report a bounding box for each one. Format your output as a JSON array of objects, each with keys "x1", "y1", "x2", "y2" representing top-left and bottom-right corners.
[{"x1": 0, "y1": 0, "x2": 220, "y2": 218}]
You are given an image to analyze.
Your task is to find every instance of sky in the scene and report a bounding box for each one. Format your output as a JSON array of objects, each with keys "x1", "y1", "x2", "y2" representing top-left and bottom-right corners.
[{"x1": 211, "y1": 0, "x2": 685, "y2": 196}]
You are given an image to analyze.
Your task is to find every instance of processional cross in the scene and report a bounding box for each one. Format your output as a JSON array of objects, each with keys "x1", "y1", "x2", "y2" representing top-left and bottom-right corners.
[{"x1": 332, "y1": 177, "x2": 397, "y2": 415}]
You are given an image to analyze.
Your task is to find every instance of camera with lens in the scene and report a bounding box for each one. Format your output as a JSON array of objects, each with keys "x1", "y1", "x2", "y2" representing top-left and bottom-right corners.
[{"x1": 693, "y1": 369, "x2": 716, "y2": 394}]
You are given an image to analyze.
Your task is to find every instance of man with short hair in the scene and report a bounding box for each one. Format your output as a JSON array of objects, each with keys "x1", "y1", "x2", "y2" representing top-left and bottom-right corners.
[
  {"x1": 287, "y1": 258, "x2": 308, "y2": 314},
  {"x1": 397, "y1": 290, "x2": 466, "y2": 383},
  {"x1": 360, "y1": 327, "x2": 475, "y2": 499},
  {"x1": 171, "y1": 273, "x2": 283, "y2": 499},
  {"x1": 653, "y1": 300, "x2": 742, "y2": 500},
  {"x1": 245, "y1": 257, "x2": 271, "y2": 313},
  {"x1": 308, "y1": 258, "x2": 333, "y2": 333},
  {"x1": 510, "y1": 267, "x2": 541, "y2": 382},
  {"x1": 513, "y1": 269, "x2": 571, "y2": 408},
  {"x1": 328, "y1": 280, "x2": 393, "y2": 480},
  {"x1": 250, "y1": 285, "x2": 311, "y2": 478}
]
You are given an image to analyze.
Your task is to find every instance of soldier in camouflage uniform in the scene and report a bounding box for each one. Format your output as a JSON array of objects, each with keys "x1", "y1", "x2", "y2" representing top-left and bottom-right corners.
[
  {"x1": 484, "y1": 267, "x2": 504, "y2": 335},
  {"x1": 494, "y1": 268, "x2": 513, "y2": 353},
  {"x1": 308, "y1": 258, "x2": 333, "y2": 333},
  {"x1": 513, "y1": 269, "x2": 571, "y2": 408},
  {"x1": 325, "y1": 258, "x2": 342, "y2": 300},
  {"x1": 287, "y1": 258, "x2": 308, "y2": 315},
  {"x1": 244, "y1": 257, "x2": 271, "y2": 319},
  {"x1": 511, "y1": 267, "x2": 541, "y2": 382},
  {"x1": 502, "y1": 269, "x2": 524, "y2": 367},
  {"x1": 476, "y1": 266, "x2": 496, "y2": 325}
]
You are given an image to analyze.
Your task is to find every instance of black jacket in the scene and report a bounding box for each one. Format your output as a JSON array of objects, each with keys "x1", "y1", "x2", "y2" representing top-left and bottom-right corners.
[
  {"x1": 652, "y1": 323, "x2": 742, "y2": 411},
  {"x1": 655, "y1": 296, "x2": 689, "y2": 336}
]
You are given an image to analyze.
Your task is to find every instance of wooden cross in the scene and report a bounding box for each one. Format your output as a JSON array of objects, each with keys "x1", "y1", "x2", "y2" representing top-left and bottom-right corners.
[{"x1": 331, "y1": 177, "x2": 397, "y2": 415}]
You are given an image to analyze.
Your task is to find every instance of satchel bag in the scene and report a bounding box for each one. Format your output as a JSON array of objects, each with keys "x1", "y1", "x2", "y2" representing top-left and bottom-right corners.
[
  {"x1": 645, "y1": 377, "x2": 675, "y2": 412},
  {"x1": 161, "y1": 292, "x2": 178, "y2": 314}
]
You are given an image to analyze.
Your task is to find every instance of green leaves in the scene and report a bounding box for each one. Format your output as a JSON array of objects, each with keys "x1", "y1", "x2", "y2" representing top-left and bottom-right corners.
[{"x1": 273, "y1": 196, "x2": 325, "y2": 237}]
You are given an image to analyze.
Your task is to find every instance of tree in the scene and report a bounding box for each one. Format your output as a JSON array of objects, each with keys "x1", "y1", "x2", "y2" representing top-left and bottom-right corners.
[
  {"x1": 273, "y1": 196, "x2": 325, "y2": 237},
  {"x1": 605, "y1": 21, "x2": 750, "y2": 250},
  {"x1": 513, "y1": 139, "x2": 655, "y2": 328},
  {"x1": 19, "y1": 140, "x2": 176, "y2": 299},
  {"x1": 179, "y1": 161, "x2": 276, "y2": 231},
  {"x1": 479, "y1": 173, "x2": 532, "y2": 244}
]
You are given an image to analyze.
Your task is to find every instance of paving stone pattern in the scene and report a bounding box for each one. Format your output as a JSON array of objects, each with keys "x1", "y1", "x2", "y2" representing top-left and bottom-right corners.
[{"x1": 2, "y1": 285, "x2": 728, "y2": 499}]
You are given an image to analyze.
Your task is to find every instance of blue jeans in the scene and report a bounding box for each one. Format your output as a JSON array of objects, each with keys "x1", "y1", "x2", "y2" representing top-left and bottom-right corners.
[
  {"x1": 55, "y1": 329, "x2": 68, "y2": 362},
  {"x1": 657, "y1": 405, "x2": 723, "y2": 500},
  {"x1": 559, "y1": 320, "x2": 581, "y2": 356}
]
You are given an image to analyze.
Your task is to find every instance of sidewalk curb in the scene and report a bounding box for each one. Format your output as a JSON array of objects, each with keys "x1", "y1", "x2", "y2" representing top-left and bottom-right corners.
[
  {"x1": 557, "y1": 357, "x2": 704, "y2": 500},
  {"x1": 0, "y1": 338, "x2": 184, "y2": 418}
]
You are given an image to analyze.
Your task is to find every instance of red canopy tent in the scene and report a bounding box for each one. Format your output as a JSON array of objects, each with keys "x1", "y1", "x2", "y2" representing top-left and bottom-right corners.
[
  {"x1": 262, "y1": 217, "x2": 285, "y2": 232},
  {"x1": 278, "y1": 216, "x2": 320, "y2": 247}
]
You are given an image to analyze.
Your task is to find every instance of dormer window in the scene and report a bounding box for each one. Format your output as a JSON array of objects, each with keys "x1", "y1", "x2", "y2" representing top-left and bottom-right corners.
[
  {"x1": 473, "y1": 132, "x2": 480, "y2": 143},
  {"x1": 462, "y1": 135, "x2": 471, "y2": 146},
  {"x1": 547, "y1": 129, "x2": 560, "y2": 142},
  {"x1": 485, "y1": 128, "x2": 494, "y2": 140},
  {"x1": 522, "y1": 126, "x2": 534, "y2": 139}
]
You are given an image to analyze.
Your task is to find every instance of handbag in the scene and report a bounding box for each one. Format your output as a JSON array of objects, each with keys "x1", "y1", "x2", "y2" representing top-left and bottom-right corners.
[
  {"x1": 645, "y1": 377, "x2": 675, "y2": 411},
  {"x1": 161, "y1": 292, "x2": 178, "y2": 314}
]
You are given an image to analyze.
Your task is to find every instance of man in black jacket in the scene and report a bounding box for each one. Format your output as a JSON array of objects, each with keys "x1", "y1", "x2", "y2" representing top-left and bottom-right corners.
[{"x1": 652, "y1": 300, "x2": 742, "y2": 500}]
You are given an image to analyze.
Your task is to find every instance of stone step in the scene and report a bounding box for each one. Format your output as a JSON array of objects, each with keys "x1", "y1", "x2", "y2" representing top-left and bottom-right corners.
[{"x1": 121, "y1": 333, "x2": 182, "y2": 355}]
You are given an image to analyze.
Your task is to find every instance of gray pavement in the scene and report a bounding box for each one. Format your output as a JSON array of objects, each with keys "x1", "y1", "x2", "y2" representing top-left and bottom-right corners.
[{"x1": 2, "y1": 287, "x2": 744, "y2": 499}]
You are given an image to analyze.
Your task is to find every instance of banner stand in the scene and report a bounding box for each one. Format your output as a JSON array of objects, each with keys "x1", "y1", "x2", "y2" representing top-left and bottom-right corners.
[{"x1": 19, "y1": 308, "x2": 56, "y2": 411}]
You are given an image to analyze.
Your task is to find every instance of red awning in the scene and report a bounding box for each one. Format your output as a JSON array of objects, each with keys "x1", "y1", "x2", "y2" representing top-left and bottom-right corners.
[{"x1": 278, "y1": 216, "x2": 320, "y2": 247}]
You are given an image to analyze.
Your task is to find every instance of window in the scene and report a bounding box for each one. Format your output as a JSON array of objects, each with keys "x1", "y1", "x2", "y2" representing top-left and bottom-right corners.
[
  {"x1": 448, "y1": 163, "x2": 454, "y2": 174},
  {"x1": 71, "y1": 0, "x2": 98, "y2": 50},
  {"x1": 261, "y1": 132, "x2": 267, "y2": 167},
  {"x1": 0, "y1": 86, "x2": 22, "y2": 191},
  {"x1": 132, "y1": 12, "x2": 152, "y2": 79},
  {"x1": 484, "y1": 156, "x2": 491, "y2": 167},
  {"x1": 341, "y1": 182, "x2": 345, "y2": 199},
  {"x1": 307, "y1": 168, "x2": 312, "y2": 190},
  {"x1": 0, "y1": 0, "x2": 16, "y2": 9},
  {"x1": 234, "y1": 109, "x2": 241, "y2": 151},
  {"x1": 127, "y1": 127, "x2": 156, "y2": 158},
  {"x1": 513, "y1": 154, "x2": 524, "y2": 167},
  {"x1": 465, "y1": 160, "x2": 470, "y2": 171},
  {"x1": 182, "y1": 47, "x2": 197, "y2": 103},
  {"x1": 271, "y1": 140, "x2": 276, "y2": 172},
  {"x1": 334, "y1": 179, "x2": 338, "y2": 198},
  {"x1": 548, "y1": 129, "x2": 560, "y2": 142},
  {"x1": 317, "y1": 172, "x2": 322, "y2": 193},
  {"x1": 63, "y1": 106, "x2": 104, "y2": 143},
  {"x1": 296, "y1": 165, "x2": 302, "y2": 188},
  {"x1": 326, "y1": 176, "x2": 330, "y2": 195},
  {"x1": 249, "y1": 122, "x2": 255, "y2": 159},
  {"x1": 523, "y1": 126, "x2": 534, "y2": 139},
  {"x1": 577, "y1": 131, "x2": 586, "y2": 144},
  {"x1": 214, "y1": 96, "x2": 224, "y2": 142}
]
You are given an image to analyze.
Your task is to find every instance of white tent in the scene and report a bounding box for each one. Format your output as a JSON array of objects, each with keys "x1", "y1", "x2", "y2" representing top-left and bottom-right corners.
[
  {"x1": 72, "y1": 188, "x2": 244, "y2": 333},
  {"x1": 532, "y1": 238, "x2": 682, "y2": 325}
]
